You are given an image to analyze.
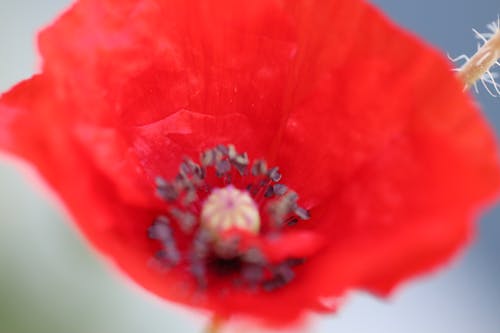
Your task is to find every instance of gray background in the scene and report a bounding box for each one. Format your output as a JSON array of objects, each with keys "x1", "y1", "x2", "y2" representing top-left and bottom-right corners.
[{"x1": 0, "y1": 1, "x2": 499, "y2": 332}]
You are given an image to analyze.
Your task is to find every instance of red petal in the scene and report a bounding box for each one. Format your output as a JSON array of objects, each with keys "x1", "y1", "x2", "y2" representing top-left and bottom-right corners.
[
  {"x1": 1, "y1": 0, "x2": 499, "y2": 327},
  {"x1": 37, "y1": 0, "x2": 301, "y2": 206},
  {"x1": 277, "y1": 5, "x2": 500, "y2": 296}
]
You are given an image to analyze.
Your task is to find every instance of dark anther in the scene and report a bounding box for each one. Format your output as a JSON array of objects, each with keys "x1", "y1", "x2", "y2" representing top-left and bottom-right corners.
[
  {"x1": 263, "y1": 263, "x2": 297, "y2": 292},
  {"x1": 264, "y1": 185, "x2": 274, "y2": 198},
  {"x1": 155, "y1": 176, "x2": 167, "y2": 188},
  {"x1": 268, "y1": 191, "x2": 301, "y2": 226},
  {"x1": 272, "y1": 184, "x2": 288, "y2": 196},
  {"x1": 180, "y1": 158, "x2": 203, "y2": 179},
  {"x1": 233, "y1": 152, "x2": 249, "y2": 166},
  {"x1": 189, "y1": 230, "x2": 212, "y2": 289},
  {"x1": 242, "y1": 247, "x2": 266, "y2": 265},
  {"x1": 170, "y1": 208, "x2": 197, "y2": 234},
  {"x1": 182, "y1": 189, "x2": 198, "y2": 206},
  {"x1": 201, "y1": 149, "x2": 216, "y2": 167},
  {"x1": 286, "y1": 217, "x2": 299, "y2": 226},
  {"x1": 277, "y1": 191, "x2": 299, "y2": 214},
  {"x1": 251, "y1": 160, "x2": 268, "y2": 176},
  {"x1": 192, "y1": 165, "x2": 203, "y2": 179},
  {"x1": 190, "y1": 259, "x2": 207, "y2": 289},
  {"x1": 241, "y1": 264, "x2": 264, "y2": 284},
  {"x1": 155, "y1": 177, "x2": 179, "y2": 201},
  {"x1": 231, "y1": 161, "x2": 247, "y2": 176},
  {"x1": 283, "y1": 191, "x2": 299, "y2": 207},
  {"x1": 215, "y1": 144, "x2": 229, "y2": 155},
  {"x1": 227, "y1": 144, "x2": 237, "y2": 159},
  {"x1": 192, "y1": 229, "x2": 212, "y2": 259},
  {"x1": 215, "y1": 159, "x2": 231, "y2": 176},
  {"x1": 268, "y1": 167, "x2": 282, "y2": 182},
  {"x1": 294, "y1": 207, "x2": 311, "y2": 220},
  {"x1": 274, "y1": 264, "x2": 295, "y2": 283},
  {"x1": 148, "y1": 216, "x2": 172, "y2": 241},
  {"x1": 155, "y1": 245, "x2": 181, "y2": 266},
  {"x1": 194, "y1": 167, "x2": 203, "y2": 179},
  {"x1": 230, "y1": 152, "x2": 249, "y2": 176},
  {"x1": 180, "y1": 161, "x2": 192, "y2": 175},
  {"x1": 175, "y1": 172, "x2": 186, "y2": 182},
  {"x1": 263, "y1": 276, "x2": 287, "y2": 292},
  {"x1": 149, "y1": 217, "x2": 181, "y2": 266}
]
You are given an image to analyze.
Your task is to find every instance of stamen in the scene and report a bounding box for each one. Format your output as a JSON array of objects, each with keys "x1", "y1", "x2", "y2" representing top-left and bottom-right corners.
[
  {"x1": 264, "y1": 185, "x2": 275, "y2": 198},
  {"x1": 170, "y1": 208, "x2": 197, "y2": 233},
  {"x1": 268, "y1": 166, "x2": 282, "y2": 182},
  {"x1": 294, "y1": 206, "x2": 311, "y2": 220},
  {"x1": 251, "y1": 160, "x2": 268, "y2": 176},
  {"x1": 155, "y1": 177, "x2": 178, "y2": 201},
  {"x1": 215, "y1": 159, "x2": 231, "y2": 176},
  {"x1": 149, "y1": 144, "x2": 311, "y2": 292},
  {"x1": 273, "y1": 184, "x2": 288, "y2": 196},
  {"x1": 201, "y1": 149, "x2": 216, "y2": 167},
  {"x1": 148, "y1": 216, "x2": 181, "y2": 266},
  {"x1": 241, "y1": 263, "x2": 265, "y2": 285}
]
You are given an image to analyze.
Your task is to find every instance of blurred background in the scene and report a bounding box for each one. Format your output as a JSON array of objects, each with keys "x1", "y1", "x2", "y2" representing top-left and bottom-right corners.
[{"x1": 0, "y1": 1, "x2": 499, "y2": 332}]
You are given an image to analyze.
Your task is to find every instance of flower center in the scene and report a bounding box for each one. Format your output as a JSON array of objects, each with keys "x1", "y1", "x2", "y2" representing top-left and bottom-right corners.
[
  {"x1": 148, "y1": 145, "x2": 311, "y2": 292},
  {"x1": 201, "y1": 185, "x2": 260, "y2": 236}
]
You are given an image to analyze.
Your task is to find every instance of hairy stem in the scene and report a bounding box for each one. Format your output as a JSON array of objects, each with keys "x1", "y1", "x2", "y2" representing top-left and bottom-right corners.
[{"x1": 458, "y1": 27, "x2": 500, "y2": 88}]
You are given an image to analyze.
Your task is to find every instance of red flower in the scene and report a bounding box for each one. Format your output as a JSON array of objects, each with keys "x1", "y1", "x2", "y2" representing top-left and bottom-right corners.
[{"x1": 0, "y1": 0, "x2": 499, "y2": 328}]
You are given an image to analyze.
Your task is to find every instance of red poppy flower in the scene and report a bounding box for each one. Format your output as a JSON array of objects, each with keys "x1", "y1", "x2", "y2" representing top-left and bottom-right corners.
[{"x1": 0, "y1": 0, "x2": 499, "y2": 328}]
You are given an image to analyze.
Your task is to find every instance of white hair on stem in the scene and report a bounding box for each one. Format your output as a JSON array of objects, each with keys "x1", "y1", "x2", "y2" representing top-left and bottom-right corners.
[{"x1": 449, "y1": 17, "x2": 500, "y2": 97}]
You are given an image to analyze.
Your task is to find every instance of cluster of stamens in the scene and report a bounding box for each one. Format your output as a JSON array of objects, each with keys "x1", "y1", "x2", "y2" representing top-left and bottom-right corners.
[{"x1": 147, "y1": 145, "x2": 310, "y2": 292}]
